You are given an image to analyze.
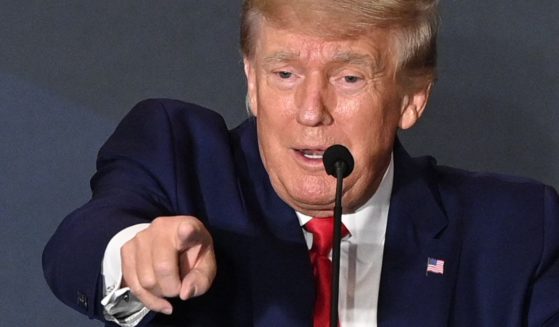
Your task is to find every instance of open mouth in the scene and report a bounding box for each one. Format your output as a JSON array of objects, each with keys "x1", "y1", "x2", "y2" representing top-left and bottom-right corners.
[{"x1": 298, "y1": 149, "x2": 325, "y2": 160}]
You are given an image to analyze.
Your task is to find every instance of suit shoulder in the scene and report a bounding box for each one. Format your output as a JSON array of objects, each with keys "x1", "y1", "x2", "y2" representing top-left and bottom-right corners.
[
  {"x1": 428, "y1": 162, "x2": 557, "y2": 211},
  {"x1": 98, "y1": 99, "x2": 232, "y2": 177},
  {"x1": 128, "y1": 98, "x2": 227, "y2": 128},
  {"x1": 436, "y1": 164, "x2": 547, "y2": 193},
  {"x1": 105, "y1": 98, "x2": 230, "y2": 154}
]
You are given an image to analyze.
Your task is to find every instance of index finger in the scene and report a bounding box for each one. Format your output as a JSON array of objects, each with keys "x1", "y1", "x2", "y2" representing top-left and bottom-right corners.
[{"x1": 151, "y1": 237, "x2": 182, "y2": 298}]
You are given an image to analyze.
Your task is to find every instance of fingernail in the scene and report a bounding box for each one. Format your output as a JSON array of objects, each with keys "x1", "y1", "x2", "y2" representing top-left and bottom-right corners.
[{"x1": 163, "y1": 307, "x2": 173, "y2": 315}]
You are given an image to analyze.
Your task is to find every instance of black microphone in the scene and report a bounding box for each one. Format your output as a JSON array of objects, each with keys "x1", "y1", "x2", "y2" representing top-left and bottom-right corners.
[
  {"x1": 322, "y1": 144, "x2": 354, "y2": 327},
  {"x1": 323, "y1": 144, "x2": 354, "y2": 178}
]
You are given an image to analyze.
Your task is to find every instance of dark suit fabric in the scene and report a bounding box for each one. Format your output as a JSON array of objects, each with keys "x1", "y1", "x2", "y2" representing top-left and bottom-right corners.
[{"x1": 43, "y1": 99, "x2": 559, "y2": 326}]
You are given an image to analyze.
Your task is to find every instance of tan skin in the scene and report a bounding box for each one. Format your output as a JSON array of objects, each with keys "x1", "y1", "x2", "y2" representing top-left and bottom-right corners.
[
  {"x1": 245, "y1": 21, "x2": 430, "y2": 217},
  {"x1": 121, "y1": 216, "x2": 216, "y2": 315},
  {"x1": 120, "y1": 20, "x2": 431, "y2": 315}
]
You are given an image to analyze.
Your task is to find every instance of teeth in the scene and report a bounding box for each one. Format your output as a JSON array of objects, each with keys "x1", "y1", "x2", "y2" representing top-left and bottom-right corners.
[
  {"x1": 302, "y1": 151, "x2": 323, "y2": 159},
  {"x1": 304, "y1": 153, "x2": 323, "y2": 159}
]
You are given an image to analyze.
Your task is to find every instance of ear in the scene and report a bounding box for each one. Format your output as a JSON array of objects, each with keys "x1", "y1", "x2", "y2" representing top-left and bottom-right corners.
[
  {"x1": 243, "y1": 57, "x2": 258, "y2": 116},
  {"x1": 398, "y1": 82, "x2": 432, "y2": 130}
]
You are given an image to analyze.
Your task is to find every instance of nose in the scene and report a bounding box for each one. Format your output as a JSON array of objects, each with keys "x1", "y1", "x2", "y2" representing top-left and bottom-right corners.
[{"x1": 295, "y1": 73, "x2": 333, "y2": 126}]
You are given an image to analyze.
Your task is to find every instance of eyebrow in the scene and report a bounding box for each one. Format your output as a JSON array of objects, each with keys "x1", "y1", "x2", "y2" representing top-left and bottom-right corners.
[
  {"x1": 332, "y1": 52, "x2": 386, "y2": 74},
  {"x1": 262, "y1": 50, "x2": 385, "y2": 73},
  {"x1": 333, "y1": 52, "x2": 375, "y2": 66},
  {"x1": 263, "y1": 51, "x2": 300, "y2": 64}
]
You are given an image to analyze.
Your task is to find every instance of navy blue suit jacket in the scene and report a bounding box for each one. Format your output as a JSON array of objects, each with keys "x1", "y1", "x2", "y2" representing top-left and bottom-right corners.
[{"x1": 43, "y1": 99, "x2": 559, "y2": 326}]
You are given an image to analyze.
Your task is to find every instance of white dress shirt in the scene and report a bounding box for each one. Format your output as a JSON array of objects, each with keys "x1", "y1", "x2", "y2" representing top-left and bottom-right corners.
[
  {"x1": 297, "y1": 157, "x2": 393, "y2": 327},
  {"x1": 101, "y1": 158, "x2": 393, "y2": 326}
]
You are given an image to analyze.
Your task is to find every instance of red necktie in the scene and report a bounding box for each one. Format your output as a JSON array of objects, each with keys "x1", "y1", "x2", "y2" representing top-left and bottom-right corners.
[{"x1": 305, "y1": 217, "x2": 349, "y2": 327}]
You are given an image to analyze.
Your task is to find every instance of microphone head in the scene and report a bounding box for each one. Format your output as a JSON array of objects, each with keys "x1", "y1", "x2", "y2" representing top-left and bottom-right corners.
[{"x1": 323, "y1": 144, "x2": 354, "y2": 178}]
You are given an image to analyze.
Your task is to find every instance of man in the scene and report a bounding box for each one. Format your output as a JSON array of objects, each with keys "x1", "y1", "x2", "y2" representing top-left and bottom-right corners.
[{"x1": 43, "y1": 0, "x2": 559, "y2": 326}]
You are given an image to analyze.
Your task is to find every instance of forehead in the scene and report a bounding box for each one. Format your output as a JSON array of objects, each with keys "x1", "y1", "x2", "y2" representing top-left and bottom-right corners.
[{"x1": 253, "y1": 19, "x2": 394, "y2": 68}]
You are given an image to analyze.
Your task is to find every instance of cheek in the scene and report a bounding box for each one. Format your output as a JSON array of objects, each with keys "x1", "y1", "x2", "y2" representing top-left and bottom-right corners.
[
  {"x1": 336, "y1": 96, "x2": 385, "y2": 143},
  {"x1": 337, "y1": 93, "x2": 399, "y2": 182},
  {"x1": 348, "y1": 87, "x2": 402, "y2": 137},
  {"x1": 257, "y1": 86, "x2": 296, "y2": 122}
]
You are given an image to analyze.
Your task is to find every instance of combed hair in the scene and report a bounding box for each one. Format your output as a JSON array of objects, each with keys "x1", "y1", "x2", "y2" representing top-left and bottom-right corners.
[{"x1": 240, "y1": 0, "x2": 439, "y2": 85}]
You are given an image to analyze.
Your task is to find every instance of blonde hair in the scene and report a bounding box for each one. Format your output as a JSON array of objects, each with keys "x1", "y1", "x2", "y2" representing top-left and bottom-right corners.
[{"x1": 240, "y1": 0, "x2": 439, "y2": 85}]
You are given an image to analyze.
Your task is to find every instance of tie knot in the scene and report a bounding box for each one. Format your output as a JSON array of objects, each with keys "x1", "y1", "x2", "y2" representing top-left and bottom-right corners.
[{"x1": 305, "y1": 217, "x2": 349, "y2": 256}]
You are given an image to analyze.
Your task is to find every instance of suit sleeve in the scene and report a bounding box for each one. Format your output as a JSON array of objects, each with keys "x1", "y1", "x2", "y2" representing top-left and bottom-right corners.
[
  {"x1": 42, "y1": 99, "x2": 210, "y2": 323},
  {"x1": 528, "y1": 185, "x2": 559, "y2": 326}
]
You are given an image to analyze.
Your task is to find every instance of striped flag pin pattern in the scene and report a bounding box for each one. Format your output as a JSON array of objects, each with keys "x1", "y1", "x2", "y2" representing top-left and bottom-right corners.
[{"x1": 426, "y1": 257, "x2": 445, "y2": 276}]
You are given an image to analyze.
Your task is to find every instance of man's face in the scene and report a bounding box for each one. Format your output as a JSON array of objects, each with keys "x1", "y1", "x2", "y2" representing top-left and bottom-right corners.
[{"x1": 244, "y1": 20, "x2": 429, "y2": 217}]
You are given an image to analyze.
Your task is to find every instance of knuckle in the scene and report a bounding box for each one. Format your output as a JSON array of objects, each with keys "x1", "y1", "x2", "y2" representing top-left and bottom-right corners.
[
  {"x1": 151, "y1": 217, "x2": 163, "y2": 225},
  {"x1": 134, "y1": 228, "x2": 149, "y2": 240},
  {"x1": 138, "y1": 274, "x2": 157, "y2": 289},
  {"x1": 151, "y1": 216, "x2": 169, "y2": 229},
  {"x1": 179, "y1": 219, "x2": 212, "y2": 244},
  {"x1": 186, "y1": 215, "x2": 202, "y2": 227},
  {"x1": 153, "y1": 261, "x2": 176, "y2": 277},
  {"x1": 180, "y1": 223, "x2": 197, "y2": 238}
]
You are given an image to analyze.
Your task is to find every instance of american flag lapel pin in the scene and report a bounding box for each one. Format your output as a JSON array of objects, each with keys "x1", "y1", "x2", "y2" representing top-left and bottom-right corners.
[{"x1": 426, "y1": 257, "x2": 445, "y2": 276}]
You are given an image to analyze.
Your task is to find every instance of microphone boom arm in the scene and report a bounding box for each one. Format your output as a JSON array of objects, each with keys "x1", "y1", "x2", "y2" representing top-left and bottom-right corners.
[
  {"x1": 331, "y1": 161, "x2": 346, "y2": 327},
  {"x1": 322, "y1": 144, "x2": 354, "y2": 327}
]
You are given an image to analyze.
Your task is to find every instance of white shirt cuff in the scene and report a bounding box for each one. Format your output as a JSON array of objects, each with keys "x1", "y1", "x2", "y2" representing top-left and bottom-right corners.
[{"x1": 101, "y1": 223, "x2": 150, "y2": 327}]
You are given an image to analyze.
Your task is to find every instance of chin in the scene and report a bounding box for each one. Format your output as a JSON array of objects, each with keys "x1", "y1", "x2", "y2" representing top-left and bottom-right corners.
[
  {"x1": 287, "y1": 184, "x2": 336, "y2": 211},
  {"x1": 298, "y1": 174, "x2": 334, "y2": 194},
  {"x1": 270, "y1": 172, "x2": 337, "y2": 211}
]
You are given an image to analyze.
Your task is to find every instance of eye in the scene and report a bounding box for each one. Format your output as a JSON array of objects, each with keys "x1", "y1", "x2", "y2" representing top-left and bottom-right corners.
[
  {"x1": 277, "y1": 71, "x2": 293, "y2": 79},
  {"x1": 269, "y1": 69, "x2": 299, "y2": 90},
  {"x1": 344, "y1": 75, "x2": 362, "y2": 83},
  {"x1": 330, "y1": 71, "x2": 367, "y2": 93}
]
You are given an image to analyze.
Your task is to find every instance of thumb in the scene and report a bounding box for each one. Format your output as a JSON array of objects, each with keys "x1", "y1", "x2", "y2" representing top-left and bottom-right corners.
[{"x1": 178, "y1": 241, "x2": 216, "y2": 300}]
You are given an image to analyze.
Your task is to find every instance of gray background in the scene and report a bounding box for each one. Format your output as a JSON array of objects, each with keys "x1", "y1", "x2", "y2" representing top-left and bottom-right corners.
[{"x1": 1, "y1": 1, "x2": 557, "y2": 326}]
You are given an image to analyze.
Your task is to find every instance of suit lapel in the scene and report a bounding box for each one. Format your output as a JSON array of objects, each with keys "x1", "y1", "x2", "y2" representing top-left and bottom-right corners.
[
  {"x1": 378, "y1": 141, "x2": 462, "y2": 326},
  {"x1": 234, "y1": 120, "x2": 315, "y2": 326}
]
